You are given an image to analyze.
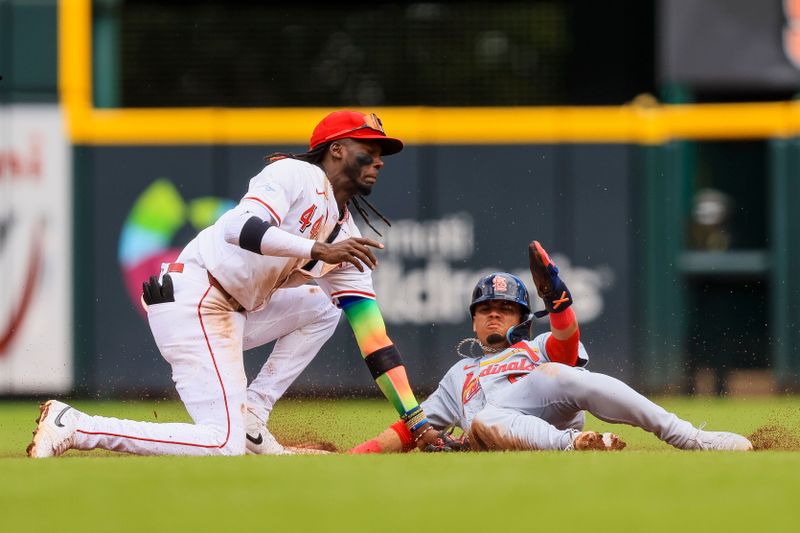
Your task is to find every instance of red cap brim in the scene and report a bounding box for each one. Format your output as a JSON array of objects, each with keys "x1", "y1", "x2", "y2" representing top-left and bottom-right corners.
[
  {"x1": 316, "y1": 130, "x2": 404, "y2": 156},
  {"x1": 353, "y1": 134, "x2": 404, "y2": 156}
]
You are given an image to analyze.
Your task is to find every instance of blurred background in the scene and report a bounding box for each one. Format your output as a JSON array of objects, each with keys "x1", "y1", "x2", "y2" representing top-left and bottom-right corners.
[{"x1": 2, "y1": 0, "x2": 800, "y2": 400}]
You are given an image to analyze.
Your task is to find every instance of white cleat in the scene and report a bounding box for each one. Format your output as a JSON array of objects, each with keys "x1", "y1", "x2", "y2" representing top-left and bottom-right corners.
[
  {"x1": 245, "y1": 408, "x2": 293, "y2": 455},
  {"x1": 26, "y1": 400, "x2": 78, "y2": 458},
  {"x1": 691, "y1": 428, "x2": 753, "y2": 451}
]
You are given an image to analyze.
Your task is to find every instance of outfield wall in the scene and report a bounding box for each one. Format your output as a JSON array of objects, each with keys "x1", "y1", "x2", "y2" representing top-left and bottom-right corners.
[
  {"x1": 73, "y1": 143, "x2": 634, "y2": 396},
  {"x1": 69, "y1": 134, "x2": 800, "y2": 397}
]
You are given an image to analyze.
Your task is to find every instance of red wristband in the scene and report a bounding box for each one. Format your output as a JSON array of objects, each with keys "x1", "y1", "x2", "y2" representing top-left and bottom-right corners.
[
  {"x1": 549, "y1": 306, "x2": 576, "y2": 330},
  {"x1": 390, "y1": 420, "x2": 414, "y2": 451}
]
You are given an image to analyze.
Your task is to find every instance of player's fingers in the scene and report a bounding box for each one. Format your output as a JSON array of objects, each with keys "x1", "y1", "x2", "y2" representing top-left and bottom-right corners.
[
  {"x1": 346, "y1": 254, "x2": 365, "y2": 272},
  {"x1": 142, "y1": 281, "x2": 153, "y2": 305},
  {"x1": 162, "y1": 274, "x2": 174, "y2": 301},
  {"x1": 351, "y1": 254, "x2": 375, "y2": 271},
  {"x1": 149, "y1": 275, "x2": 160, "y2": 298},
  {"x1": 144, "y1": 276, "x2": 157, "y2": 301},
  {"x1": 336, "y1": 251, "x2": 365, "y2": 272},
  {"x1": 352, "y1": 237, "x2": 384, "y2": 250},
  {"x1": 350, "y1": 245, "x2": 378, "y2": 269}
]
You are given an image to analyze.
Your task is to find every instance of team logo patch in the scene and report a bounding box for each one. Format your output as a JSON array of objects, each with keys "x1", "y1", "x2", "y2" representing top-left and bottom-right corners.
[
  {"x1": 461, "y1": 372, "x2": 481, "y2": 405},
  {"x1": 493, "y1": 275, "x2": 507, "y2": 292}
]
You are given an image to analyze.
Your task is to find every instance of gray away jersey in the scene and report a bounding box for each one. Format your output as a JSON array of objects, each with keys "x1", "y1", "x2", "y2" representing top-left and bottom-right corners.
[{"x1": 420, "y1": 333, "x2": 589, "y2": 432}]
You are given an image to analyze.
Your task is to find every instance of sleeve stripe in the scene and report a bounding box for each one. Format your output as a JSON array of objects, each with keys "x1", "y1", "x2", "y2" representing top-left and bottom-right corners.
[
  {"x1": 330, "y1": 290, "x2": 376, "y2": 299},
  {"x1": 243, "y1": 196, "x2": 282, "y2": 225},
  {"x1": 516, "y1": 341, "x2": 541, "y2": 362}
]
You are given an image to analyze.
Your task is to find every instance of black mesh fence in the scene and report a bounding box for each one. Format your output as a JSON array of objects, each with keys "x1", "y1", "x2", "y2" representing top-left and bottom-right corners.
[{"x1": 116, "y1": 1, "x2": 654, "y2": 107}]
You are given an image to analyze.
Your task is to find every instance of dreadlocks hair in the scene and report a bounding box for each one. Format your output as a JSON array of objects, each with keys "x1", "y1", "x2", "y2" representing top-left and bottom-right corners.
[
  {"x1": 263, "y1": 142, "x2": 392, "y2": 236},
  {"x1": 264, "y1": 142, "x2": 330, "y2": 166},
  {"x1": 350, "y1": 195, "x2": 391, "y2": 237}
]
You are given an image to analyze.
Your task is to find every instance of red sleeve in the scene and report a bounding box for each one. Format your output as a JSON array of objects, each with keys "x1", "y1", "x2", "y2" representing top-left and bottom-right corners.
[{"x1": 545, "y1": 329, "x2": 580, "y2": 366}]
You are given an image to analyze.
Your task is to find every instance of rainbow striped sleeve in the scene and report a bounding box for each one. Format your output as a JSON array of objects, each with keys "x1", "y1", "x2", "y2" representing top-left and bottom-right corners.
[{"x1": 340, "y1": 297, "x2": 421, "y2": 417}]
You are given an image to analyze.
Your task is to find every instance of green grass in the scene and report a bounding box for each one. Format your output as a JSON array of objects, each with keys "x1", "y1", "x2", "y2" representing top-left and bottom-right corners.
[{"x1": 2, "y1": 397, "x2": 799, "y2": 532}]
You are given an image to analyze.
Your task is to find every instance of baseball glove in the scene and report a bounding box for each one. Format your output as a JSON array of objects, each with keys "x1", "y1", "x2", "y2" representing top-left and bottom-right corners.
[
  {"x1": 422, "y1": 430, "x2": 470, "y2": 452},
  {"x1": 528, "y1": 240, "x2": 572, "y2": 317}
]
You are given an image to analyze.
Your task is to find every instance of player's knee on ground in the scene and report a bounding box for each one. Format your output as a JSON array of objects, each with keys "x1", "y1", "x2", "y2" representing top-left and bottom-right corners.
[
  {"x1": 201, "y1": 418, "x2": 246, "y2": 456},
  {"x1": 470, "y1": 405, "x2": 520, "y2": 451},
  {"x1": 217, "y1": 437, "x2": 246, "y2": 456},
  {"x1": 211, "y1": 427, "x2": 246, "y2": 456}
]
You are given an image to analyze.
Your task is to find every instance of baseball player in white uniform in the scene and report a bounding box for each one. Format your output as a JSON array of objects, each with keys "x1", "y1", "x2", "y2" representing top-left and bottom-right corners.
[
  {"x1": 351, "y1": 241, "x2": 753, "y2": 453},
  {"x1": 27, "y1": 111, "x2": 442, "y2": 457}
]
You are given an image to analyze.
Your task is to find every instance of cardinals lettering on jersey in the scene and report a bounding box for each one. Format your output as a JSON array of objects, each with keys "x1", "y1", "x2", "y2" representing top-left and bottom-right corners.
[
  {"x1": 461, "y1": 372, "x2": 481, "y2": 405},
  {"x1": 479, "y1": 360, "x2": 537, "y2": 378}
]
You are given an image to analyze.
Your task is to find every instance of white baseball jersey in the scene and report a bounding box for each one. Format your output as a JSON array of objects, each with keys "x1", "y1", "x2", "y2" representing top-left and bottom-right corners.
[
  {"x1": 179, "y1": 158, "x2": 375, "y2": 311},
  {"x1": 64, "y1": 159, "x2": 382, "y2": 458},
  {"x1": 421, "y1": 333, "x2": 589, "y2": 431}
]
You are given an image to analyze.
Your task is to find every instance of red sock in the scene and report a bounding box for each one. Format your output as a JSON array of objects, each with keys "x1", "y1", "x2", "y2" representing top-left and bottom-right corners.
[
  {"x1": 349, "y1": 439, "x2": 383, "y2": 454},
  {"x1": 349, "y1": 421, "x2": 414, "y2": 454},
  {"x1": 390, "y1": 420, "x2": 414, "y2": 451}
]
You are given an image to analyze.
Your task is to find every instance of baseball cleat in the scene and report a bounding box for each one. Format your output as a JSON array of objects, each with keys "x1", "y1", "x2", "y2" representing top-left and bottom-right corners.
[
  {"x1": 572, "y1": 431, "x2": 626, "y2": 451},
  {"x1": 689, "y1": 428, "x2": 753, "y2": 451},
  {"x1": 26, "y1": 400, "x2": 78, "y2": 458},
  {"x1": 245, "y1": 408, "x2": 293, "y2": 455}
]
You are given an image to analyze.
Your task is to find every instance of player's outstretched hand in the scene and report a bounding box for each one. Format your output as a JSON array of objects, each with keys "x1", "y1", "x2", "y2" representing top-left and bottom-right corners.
[{"x1": 312, "y1": 237, "x2": 383, "y2": 271}]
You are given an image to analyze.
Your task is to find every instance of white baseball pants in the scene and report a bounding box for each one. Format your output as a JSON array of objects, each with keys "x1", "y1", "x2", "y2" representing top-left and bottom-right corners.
[
  {"x1": 72, "y1": 262, "x2": 339, "y2": 456},
  {"x1": 244, "y1": 285, "x2": 341, "y2": 423},
  {"x1": 470, "y1": 363, "x2": 699, "y2": 451}
]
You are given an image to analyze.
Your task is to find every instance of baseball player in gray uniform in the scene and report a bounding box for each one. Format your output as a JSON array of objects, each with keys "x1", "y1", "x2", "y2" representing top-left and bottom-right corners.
[{"x1": 351, "y1": 241, "x2": 753, "y2": 453}]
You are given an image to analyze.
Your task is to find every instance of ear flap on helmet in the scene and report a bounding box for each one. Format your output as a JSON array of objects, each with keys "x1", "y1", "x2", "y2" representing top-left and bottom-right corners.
[{"x1": 506, "y1": 313, "x2": 534, "y2": 345}]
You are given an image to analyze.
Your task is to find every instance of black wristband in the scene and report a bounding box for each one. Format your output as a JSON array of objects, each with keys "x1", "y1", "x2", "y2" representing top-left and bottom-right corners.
[{"x1": 240, "y1": 216, "x2": 272, "y2": 254}]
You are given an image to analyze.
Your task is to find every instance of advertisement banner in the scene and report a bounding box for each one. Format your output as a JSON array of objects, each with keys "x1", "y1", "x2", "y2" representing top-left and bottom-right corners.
[
  {"x1": 0, "y1": 105, "x2": 72, "y2": 393},
  {"x1": 80, "y1": 144, "x2": 632, "y2": 396}
]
